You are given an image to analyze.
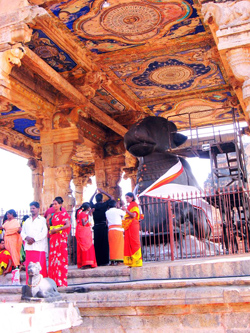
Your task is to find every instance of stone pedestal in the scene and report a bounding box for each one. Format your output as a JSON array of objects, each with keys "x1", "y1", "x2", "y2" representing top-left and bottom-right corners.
[{"x1": 0, "y1": 302, "x2": 82, "y2": 333}]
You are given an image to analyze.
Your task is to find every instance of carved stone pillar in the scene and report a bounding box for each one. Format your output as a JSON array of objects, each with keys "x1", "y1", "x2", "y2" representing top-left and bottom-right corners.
[
  {"x1": 92, "y1": 147, "x2": 106, "y2": 190},
  {"x1": 123, "y1": 168, "x2": 137, "y2": 192},
  {"x1": 43, "y1": 166, "x2": 55, "y2": 211},
  {"x1": 40, "y1": 125, "x2": 80, "y2": 212},
  {"x1": 201, "y1": 0, "x2": 250, "y2": 122},
  {"x1": 92, "y1": 146, "x2": 125, "y2": 200},
  {"x1": 123, "y1": 151, "x2": 138, "y2": 192},
  {"x1": 55, "y1": 165, "x2": 74, "y2": 213},
  {"x1": 72, "y1": 165, "x2": 94, "y2": 207},
  {"x1": 27, "y1": 158, "x2": 43, "y2": 204},
  {"x1": 104, "y1": 156, "x2": 125, "y2": 199},
  {"x1": 73, "y1": 176, "x2": 84, "y2": 207},
  {"x1": 41, "y1": 134, "x2": 54, "y2": 210}
]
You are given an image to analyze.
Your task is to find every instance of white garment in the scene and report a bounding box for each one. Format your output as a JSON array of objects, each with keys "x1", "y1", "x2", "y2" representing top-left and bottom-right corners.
[
  {"x1": 105, "y1": 208, "x2": 125, "y2": 232},
  {"x1": 21, "y1": 215, "x2": 48, "y2": 253}
]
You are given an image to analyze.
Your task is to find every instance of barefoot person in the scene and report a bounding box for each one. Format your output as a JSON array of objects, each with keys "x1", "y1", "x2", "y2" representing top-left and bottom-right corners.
[
  {"x1": 47, "y1": 197, "x2": 71, "y2": 287},
  {"x1": 106, "y1": 200, "x2": 125, "y2": 266},
  {"x1": 122, "y1": 192, "x2": 143, "y2": 267},
  {"x1": 75, "y1": 202, "x2": 97, "y2": 269},
  {"x1": 0, "y1": 209, "x2": 22, "y2": 269},
  {"x1": 21, "y1": 201, "x2": 48, "y2": 283}
]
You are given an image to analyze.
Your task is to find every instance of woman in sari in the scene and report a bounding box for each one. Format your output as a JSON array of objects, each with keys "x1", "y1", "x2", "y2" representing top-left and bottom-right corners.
[
  {"x1": 0, "y1": 209, "x2": 22, "y2": 268},
  {"x1": 122, "y1": 192, "x2": 142, "y2": 267},
  {"x1": 48, "y1": 197, "x2": 71, "y2": 287},
  {"x1": 75, "y1": 202, "x2": 97, "y2": 269}
]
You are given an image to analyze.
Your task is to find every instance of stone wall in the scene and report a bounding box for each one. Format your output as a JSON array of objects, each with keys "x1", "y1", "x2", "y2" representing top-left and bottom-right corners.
[{"x1": 65, "y1": 303, "x2": 250, "y2": 332}]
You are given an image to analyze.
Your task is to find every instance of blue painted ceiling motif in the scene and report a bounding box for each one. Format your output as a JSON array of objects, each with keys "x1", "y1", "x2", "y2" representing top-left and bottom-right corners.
[
  {"x1": 27, "y1": 30, "x2": 77, "y2": 73},
  {"x1": 132, "y1": 59, "x2": 211, "y2": 90},
  {"x1": 47, "y1": 0, "x2": 204, "y2": 54},
  {"x1": 147, "y1": 91, "x2": 234, "y2": 118},
  {"x1": 49, "y1": 0, "x2": 93, "y2": 31},
  {"x1": 1, "y1": 106, "x2": 24, "y2": 116},
  {"x1": 13, "y1": 119, "x2": 40, "y2": 140}
]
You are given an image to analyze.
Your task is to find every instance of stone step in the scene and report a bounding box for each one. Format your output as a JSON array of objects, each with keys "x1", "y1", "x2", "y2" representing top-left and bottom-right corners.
[
  {"x1": 0, "y1": 271, "x2": 26, "y2": 286},
  {"x1": 1, "y1": 253, "x2": 250, "y2": 288},
  {"x1": 2, "y1": 275, "x2": 250, "y2": 304},
  {"x1": 67, "y1": 265, "x2": 131, "y2": 285},
  {"x1": 0, "y1": 265, "x2": 131, "y2": 286},
  {"x1": 62, "y1": 275, "x2": 250, "y2": 310}
]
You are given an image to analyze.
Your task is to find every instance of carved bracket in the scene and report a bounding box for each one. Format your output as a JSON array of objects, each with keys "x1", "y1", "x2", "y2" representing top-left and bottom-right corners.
[
  {"x1": 0, "y1": 3, "x2": 48, "y2": 51},
  {"x1": 202, "y1": 1, "x2": 250, "y2": 29}
]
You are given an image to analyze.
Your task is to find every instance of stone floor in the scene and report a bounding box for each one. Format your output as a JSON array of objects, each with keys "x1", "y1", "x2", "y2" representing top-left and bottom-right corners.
[{"x1": 2, "y1": 254, "x2": 250, "y2": 332}]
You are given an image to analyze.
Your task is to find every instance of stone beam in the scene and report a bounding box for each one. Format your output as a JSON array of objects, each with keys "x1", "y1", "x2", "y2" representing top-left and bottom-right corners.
[
  {"x1": 1, "y1": 75, "x2": 55, "y2": 118},
  {"x1": 35, "y1": 15, "x2": 93, "y2": 72},
  {"x1": 35, "y1": 15, "x2": 145, "y2": 114},
  {"x1": 0, "y1": 128, "x2": 41, "y2": 159},
  {"x1": 40, "y1": 127, "x2": 83, "y2": 145},
  {"x1": 23, "y1": 47, "x2": 128, "y2": 136}
]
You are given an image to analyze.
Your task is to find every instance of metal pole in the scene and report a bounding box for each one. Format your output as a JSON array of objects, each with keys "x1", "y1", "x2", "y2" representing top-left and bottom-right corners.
[{"x1": 168, "y1": 201, "x2": 175, "y2": 261}]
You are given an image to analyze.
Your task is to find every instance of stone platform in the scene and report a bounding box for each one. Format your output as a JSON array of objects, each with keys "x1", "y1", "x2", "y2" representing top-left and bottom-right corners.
[
  {"x1": 1, "y1": 254, "x2": 250, "y2": 332},
  {"x1": 1, "y1": 253, "x2": 250, "y2": 287}
]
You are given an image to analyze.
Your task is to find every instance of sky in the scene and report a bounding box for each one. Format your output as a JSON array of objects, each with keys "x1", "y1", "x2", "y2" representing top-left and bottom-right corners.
[
  {"x1": 0, "y1": 149, "x2": 34, "y2": 212},
  {"x1": 0, "y1": 148, "x2": 211, "y2": 213}
]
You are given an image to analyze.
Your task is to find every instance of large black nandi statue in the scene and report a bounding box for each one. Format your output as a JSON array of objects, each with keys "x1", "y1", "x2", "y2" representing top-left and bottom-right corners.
[{"x1": 124, "y1": 116, "x2": 211, "y2": 241}]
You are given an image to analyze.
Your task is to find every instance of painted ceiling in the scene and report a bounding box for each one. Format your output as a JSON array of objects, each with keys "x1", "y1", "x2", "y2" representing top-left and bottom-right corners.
[{"x1": 0, "y1": 0, "x2": 243, "y2": 165}]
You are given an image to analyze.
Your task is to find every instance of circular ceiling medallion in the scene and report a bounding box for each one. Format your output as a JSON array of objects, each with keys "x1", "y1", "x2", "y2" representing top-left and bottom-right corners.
[
  {"x1": 34, "y1": 46, "x2": 59, "y2": 59},
  {"x1": 150, "y1": 65, "x2": 194, "y2": 85},
  {"x1": 101, "y1": 3, "x2": 161, "y2": 36},
  {"x1": 25, "y1": 126, "x2": 40, "y2": 137}
]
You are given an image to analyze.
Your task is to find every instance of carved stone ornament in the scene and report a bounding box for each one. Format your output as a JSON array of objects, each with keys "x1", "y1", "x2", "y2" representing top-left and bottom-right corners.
[
  {"x1": 0, "y1": 98, "x2": 11, "y2": 112},
  {"x1": 22, "y1": 262, "x2": 62, "y2": 302},
  {"x1": 226, "y1": 47, "x2": 250, "y2": 114},
  {"x1": 0, "y1": 44, "x2": 25, "y2": 77},
  {"x1": 202, "y1": 1, "x2": 250, "y2": 29},
  {"x1": 0, "y1": 128, "x2": 41, "y2": 158},
  {"x1": 0, "y1": 2, "x2": 48, "y2": 51},
  {"x1": 55, "y1": 165, "x2": 75, "y2": 210}
]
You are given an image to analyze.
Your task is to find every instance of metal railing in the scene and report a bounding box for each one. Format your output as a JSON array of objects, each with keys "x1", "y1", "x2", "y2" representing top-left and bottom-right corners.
[
  {"x1": 139, "y1": 185, "x2": 250, "y2": 261},
  {"x1": 1, "y1": 186, "x2": 250, "y2": 265}
]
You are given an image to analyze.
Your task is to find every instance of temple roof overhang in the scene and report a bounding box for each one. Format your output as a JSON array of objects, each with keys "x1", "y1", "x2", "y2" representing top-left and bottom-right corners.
[{"x1": 0, "y1": 0, "x2": 247, "y2": 166}]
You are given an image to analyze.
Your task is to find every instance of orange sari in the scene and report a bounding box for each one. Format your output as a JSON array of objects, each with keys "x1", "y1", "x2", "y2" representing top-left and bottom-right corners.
[
  {"x1": 75, "y1": 211, "x2": 97, "y2": 268},
  {"x1": 122, "y1": 202, "x2": 142, "y2": 267},
  {"x1": 3, "y1": 219, "x2": 22, "y2": 267}
]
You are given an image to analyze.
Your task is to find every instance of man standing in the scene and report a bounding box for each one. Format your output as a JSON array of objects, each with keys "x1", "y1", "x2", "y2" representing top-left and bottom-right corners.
[{"x1": 21, "y1": 201, "x2": 48, "y2": 283}]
